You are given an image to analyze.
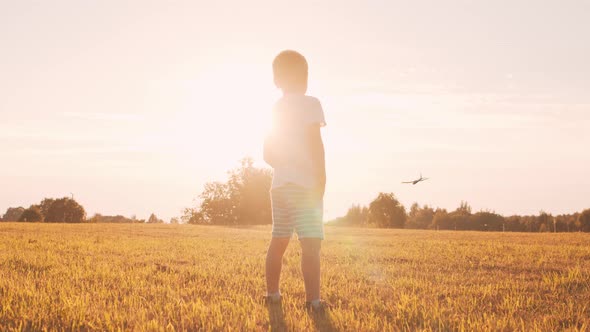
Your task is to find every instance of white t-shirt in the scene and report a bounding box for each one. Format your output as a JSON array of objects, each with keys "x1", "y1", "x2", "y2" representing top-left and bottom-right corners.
[{"x1": 270, "y1": 94, "x2": 326, "y2": 189}]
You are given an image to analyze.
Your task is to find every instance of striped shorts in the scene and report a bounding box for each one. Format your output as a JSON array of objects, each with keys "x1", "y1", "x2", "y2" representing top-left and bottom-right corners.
[{"x1": 271, "y1": 183, "x2": 324, "y2": 239}]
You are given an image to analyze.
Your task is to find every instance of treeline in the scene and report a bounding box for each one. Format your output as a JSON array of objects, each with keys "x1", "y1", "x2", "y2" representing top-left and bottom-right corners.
[
  {"x1": 1, "y1": 158, "x2": 271, "y2": 226},
  {"x1": 331, "y1": 198, "x2": 590, "y2": 232},
  {"x1": 1, "y1": 198, "x2": 169, "y2": 224},
  {"x1": 4, "y1": 158, "x2": 589, "y2": 232},
  {"x1": 87, "y1": 213, "x2": 171, "y2": 224},
  {"x1": 1, "y1": 198, "x2": 86, "y2": 223},
  {"x1": 182, "y1": 159, "x2": 590, "y2": 232}
]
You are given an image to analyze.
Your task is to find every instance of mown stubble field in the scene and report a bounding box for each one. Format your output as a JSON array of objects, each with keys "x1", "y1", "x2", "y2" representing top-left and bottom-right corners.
[{"x1": 1, "y1": 223, "x2": 589, "y2": 331}]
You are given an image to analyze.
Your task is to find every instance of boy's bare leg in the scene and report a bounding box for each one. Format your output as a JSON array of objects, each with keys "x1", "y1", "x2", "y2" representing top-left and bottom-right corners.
[
  {"x1": 299, "y1": 238, "x2": 322, "y2": 302},
  {"x1": 266, "y1": 237, "x2": 290, "y2": 295}
]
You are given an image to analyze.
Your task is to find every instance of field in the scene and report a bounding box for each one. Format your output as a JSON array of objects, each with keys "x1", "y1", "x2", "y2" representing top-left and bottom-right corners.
[{"x1": 1, "y1": 223, "x2": 589, "y2": 331}]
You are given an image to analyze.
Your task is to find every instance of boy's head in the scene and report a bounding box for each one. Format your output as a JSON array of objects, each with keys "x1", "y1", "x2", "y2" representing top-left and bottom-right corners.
[{"x1": 272, "y1": 50, "x2": 308, "y2": 94}]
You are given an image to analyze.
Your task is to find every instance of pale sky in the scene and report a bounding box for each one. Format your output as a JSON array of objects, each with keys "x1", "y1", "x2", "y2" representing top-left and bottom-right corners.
[{"x1": 2, "y1": 1, "x2": 589, "y2": 221}]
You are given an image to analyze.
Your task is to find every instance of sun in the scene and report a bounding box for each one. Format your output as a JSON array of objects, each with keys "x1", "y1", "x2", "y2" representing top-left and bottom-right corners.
[{"x1": 163, "y1": 63, "x2": 280, "y2": 169}]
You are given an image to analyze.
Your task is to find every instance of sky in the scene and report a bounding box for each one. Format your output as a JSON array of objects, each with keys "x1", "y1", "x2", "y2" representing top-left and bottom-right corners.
[{"x1": 1, "y1": 0, "x2": 589, "y2": 221}]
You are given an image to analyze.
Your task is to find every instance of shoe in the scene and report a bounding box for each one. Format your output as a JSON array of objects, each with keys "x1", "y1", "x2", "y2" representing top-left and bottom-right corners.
[
  {"x1": 305, "y1": 300, "x2": 331, "y2": 314},
  {"x1": 263, "y1": 295, "x2": 282, "y2": 305}
]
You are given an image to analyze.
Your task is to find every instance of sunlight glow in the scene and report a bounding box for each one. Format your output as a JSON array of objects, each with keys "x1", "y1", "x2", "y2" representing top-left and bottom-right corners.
[{"x1": 140, "y1": 63, "x2": 279, "y2": 172}]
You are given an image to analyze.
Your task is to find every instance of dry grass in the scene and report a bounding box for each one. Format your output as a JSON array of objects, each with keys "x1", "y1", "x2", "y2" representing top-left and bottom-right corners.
[{"x1": 1, "y1": 223, "x2": 589, "y2": 331}]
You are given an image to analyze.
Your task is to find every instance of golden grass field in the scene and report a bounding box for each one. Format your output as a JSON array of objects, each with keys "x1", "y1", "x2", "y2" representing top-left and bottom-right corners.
[{"x1": 1, "y1": 223, "x2": 589, "y2": 331}]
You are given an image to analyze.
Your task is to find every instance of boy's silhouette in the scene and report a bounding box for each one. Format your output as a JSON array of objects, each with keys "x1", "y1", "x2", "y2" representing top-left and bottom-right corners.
[{"x1": 263, "y1": 50, "x2": 328, "y2": 312}]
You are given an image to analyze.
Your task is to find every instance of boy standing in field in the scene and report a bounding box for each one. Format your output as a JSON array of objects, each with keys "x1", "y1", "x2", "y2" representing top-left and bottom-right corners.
[{"x1": 263, "y1": 50, "x2": 328, "y2": 312}]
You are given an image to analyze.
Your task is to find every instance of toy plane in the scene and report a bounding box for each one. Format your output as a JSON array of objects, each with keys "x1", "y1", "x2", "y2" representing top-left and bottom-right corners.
[{"x1": 402, "y1": 173, "x2": 429, "y2": 185}]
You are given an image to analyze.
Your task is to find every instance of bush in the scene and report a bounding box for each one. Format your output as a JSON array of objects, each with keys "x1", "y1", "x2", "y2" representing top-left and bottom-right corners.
[{"x1": 18, "y1": 206, "x2": 43, "y2": 222}]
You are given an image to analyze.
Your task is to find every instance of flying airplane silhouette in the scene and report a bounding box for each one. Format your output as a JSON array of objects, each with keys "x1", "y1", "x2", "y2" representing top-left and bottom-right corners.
[{"x1": 402, "y1": 173, "x2": 429, "y2": 185}]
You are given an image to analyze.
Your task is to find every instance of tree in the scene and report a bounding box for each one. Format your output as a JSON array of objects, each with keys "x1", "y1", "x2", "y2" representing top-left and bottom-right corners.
[
  {"x1": 183, "y1": 157, "x2": 273, "y2": 225},
  {"x1": 169, "y1": 217, "x2": 180, "y2": 224},
  {"x1": 406, "y1": 203, "x2": 434, "y2": 229},
  {"x1": 147, "y1": 213, "x2": 164, "y2": 224},
  {"x1": 470, "y1": 211, "x2": 504, "y2": 231},
  {"x1": 88, "y1": 214, "x2": 140, "y2": 223},
  {"x1": 18, "y1": 206, "x2": 43, "y2": 222},
  {"x1": 2, "y1": 207, "x2": 25, "y2": 221},
  {"x1": 537, "y1": 211, "x2": 553, "y2": 232},
  {"x1": 431, "y1": 208, "x2": 451, "y2": 230},
  {"x1": 449, "y1": 201, "x2": 472, "y2": 230},
  {"x1": 227, "y1": 158, "x2": 273, "y2": 225},
  {"x1": 565, "y1": 214, "x2": 578, "y2": 232},
  {"x1": 367, "y1": 193, "x2": 407, "y2": 228},
  {"x1": 198, "y1": 182, "x2": 235, "y2": 224},
  {"x1": 345, "y1": 204, "x2": 369, "y2": 226},
  {"x1": 43, "y1": 197, "x2": 86, "y2": 223},
  {"x1": 331, "y1": 204, "x2": 369, "y2": 226},
  {"x1": 455, "y1": 201, "x2": 472, "y2": 215},
  {"x1": 503, "y1": 215, "x2": 523, "y2": 232},
  {"x1": 577, "y1": 209, "x2": 590, "y2": 232},
  {"x1": 182, "y1": 207, "x2": 205, "y2": 224},
  {"x1": 39, "y1": 198, "x2": 56, "y2": 219}
]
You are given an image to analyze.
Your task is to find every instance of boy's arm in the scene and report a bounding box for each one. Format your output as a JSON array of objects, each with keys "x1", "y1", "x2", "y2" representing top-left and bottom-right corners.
[{"x1": 308, "y1": 125, "x2": 326, "y2": 198}]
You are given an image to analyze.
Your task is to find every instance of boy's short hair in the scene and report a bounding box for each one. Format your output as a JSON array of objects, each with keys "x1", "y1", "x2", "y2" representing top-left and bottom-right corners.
[{"x1": 272, "y1": 50, "x2": 308, "y2": 94}]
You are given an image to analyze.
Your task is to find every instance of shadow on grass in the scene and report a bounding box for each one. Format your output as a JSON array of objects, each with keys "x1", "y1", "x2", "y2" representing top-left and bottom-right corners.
[
  {"x1": 308, "y1": 310, "x2": 337, "y2": 332},
  {"x1": 267, "y1": 302, "x2": 288, "y2": 331}
]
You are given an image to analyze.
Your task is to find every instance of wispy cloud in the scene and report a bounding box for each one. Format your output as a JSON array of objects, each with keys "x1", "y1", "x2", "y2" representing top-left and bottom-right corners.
[
  {"x1": 325, "y1": 90, "x2": 590, "y2": 130},
  {"x1": 18, "y1": 146, "x2": 143, "y2": 156},
  {"x1": 0, "y1": 126, "x2": 112, "y2": 141},
  {"x1": 60, "y1": 112, "x2": 143, "y2": 122}
]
